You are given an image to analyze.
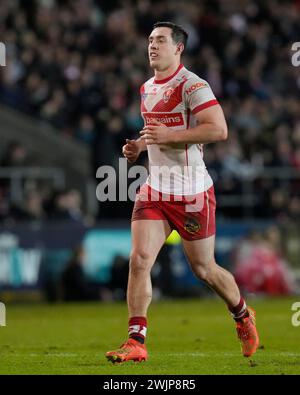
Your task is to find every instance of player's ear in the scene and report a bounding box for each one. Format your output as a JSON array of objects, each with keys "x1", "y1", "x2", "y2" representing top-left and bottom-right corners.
[{"x1": 176, "y1": 43, "x2": 184, "y2": 55}]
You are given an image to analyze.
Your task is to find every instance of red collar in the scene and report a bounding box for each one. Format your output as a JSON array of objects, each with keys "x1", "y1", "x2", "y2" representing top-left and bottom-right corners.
[{"x1": 154, "y1": 63, "x2": 184, "y2": 84}]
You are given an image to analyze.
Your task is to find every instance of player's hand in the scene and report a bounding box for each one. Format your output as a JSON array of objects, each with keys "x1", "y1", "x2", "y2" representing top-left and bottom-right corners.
[
  {"x1": 122, "y1": 139, "x2": 141, "y2": 163},
  {"x1": 140, "y1": 120, "x2": 175, "y2": 145}
]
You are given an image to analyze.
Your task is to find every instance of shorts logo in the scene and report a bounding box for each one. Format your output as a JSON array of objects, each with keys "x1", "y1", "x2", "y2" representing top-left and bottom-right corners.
[
  {"x1": 143, "y1": 112, "x2": 184, "y2": 127},
  {"x1": 186, "y1": 82, "x2": 207, "y2": 95},
  {"x1": 163, "y1": 88, "x2": 174, "y2": 103},
  {"x1": 184, "y1": 217, "x2": 201, "y2": 233}
]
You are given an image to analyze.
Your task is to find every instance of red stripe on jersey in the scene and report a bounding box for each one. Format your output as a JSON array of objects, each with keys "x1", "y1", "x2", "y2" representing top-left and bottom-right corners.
[
  {"x1": 154, "y1": 63, "x2": 184, "y2": 84},
  {"x1": 151, "y1": 80, "x2": 186, "y2": 112},
  {"x1": 192, "y1": 99, "x2": 219, "y2": 115}
]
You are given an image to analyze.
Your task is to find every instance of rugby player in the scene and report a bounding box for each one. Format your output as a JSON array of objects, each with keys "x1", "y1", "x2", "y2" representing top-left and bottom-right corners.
[{"x1": 106, "y1": 22, "x2": 259, "y2": 363}]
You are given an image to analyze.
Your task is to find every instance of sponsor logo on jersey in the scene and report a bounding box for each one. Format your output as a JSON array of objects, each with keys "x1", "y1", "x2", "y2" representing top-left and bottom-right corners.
[
  {"x1": 143, "y1": 112, "x2": 184, "y2": 127},
  {"x1": 186, "y1": 82, "x2": 207, "y2": 95},
  {"x1": 163, "y1": 87, "x2": 174, "y2": 103},
  {"x1": 142, "y1": 87, "x2": 158, "y2": 100}
]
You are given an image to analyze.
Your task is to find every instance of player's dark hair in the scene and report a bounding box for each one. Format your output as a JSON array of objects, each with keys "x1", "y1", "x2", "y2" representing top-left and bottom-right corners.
[{"x1": 153, "y1": 21, "x2": 188, "y2": 49}]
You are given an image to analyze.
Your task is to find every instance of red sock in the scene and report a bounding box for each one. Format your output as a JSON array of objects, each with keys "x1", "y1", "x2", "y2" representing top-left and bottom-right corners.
[
  {"x1": 128, "y1": 316, "x2": 147, "y2": 344},
  {"x1": 228, "y1": 297, "x2": 248, "y2": 321}
]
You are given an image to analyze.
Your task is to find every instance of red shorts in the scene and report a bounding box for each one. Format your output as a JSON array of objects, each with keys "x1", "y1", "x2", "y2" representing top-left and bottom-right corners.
[{"x1": 131, "y1": 184, "x2": 216, "y2": 241}]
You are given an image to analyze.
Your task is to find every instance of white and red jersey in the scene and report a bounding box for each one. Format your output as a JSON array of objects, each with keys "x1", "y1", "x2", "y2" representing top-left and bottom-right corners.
[{"x1": 140, "y1": 63, "x2": 219, "y2": 195}]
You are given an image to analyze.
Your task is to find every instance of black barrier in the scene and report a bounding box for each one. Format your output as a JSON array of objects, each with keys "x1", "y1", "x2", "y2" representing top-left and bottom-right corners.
[{"x1": 0, "y1": 374, "x2": 297, "y2": 393}]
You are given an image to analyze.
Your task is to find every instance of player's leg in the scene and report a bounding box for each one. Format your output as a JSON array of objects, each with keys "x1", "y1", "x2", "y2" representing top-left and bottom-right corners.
[
  {"x1": 106, "y1": 219, "x2": 171, "y2": 363},
  {"x1": 182, "y1": 235, "x2": 259, "y2": 357},
  {"x1": 127, "y1": 219, "x2": 171, "y2": 318},
  {"x1": 182, "y1": 235, "x2": 240, "y2": 305}
]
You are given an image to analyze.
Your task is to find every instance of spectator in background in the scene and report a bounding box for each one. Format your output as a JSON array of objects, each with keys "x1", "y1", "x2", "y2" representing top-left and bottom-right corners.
[
  {"x1": 0, "y1": 139, "x2": 89, "y2": 224},
  {"x1": 287, "y1": 196, "x2": 300, "y2": 222},
  {"x1": 0, "y1": 141, "x2": 41, "y2": 222},
  {"x1": 75, "y1": 114, "x2": 95, "y2": 145},
  {"x1": 48, "y1": 189, "x2": 84, "y2": 223},
  {"x1": 10, "y1": 190, "x2": 46, "y2": 222},
  {"x1": 233, "y1": 227, "x2": 296, "y2": 296},
  {"x1": 0, "y1": 142, "x2": 90, "y2": 224},
  {"x1": 66, "y1": 189, "x2": 84, "y2": 222},
  {"x1": 61, "y1": 246, "x2": 112, "y2": 302},
  {"x1": 0, "y1": 141, "x2": 31, "y2": 167}
]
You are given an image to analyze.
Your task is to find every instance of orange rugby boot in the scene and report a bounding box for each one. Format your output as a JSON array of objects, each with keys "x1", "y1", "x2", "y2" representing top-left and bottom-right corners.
[
  {"x1": 236, "y1": 307, "x2": 259, "y2": 357},
  {"x1": 106, "y1": 338, "x2": 148, "y2": 364}
]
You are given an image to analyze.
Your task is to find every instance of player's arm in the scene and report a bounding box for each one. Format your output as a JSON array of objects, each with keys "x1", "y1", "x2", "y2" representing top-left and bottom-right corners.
[
  {"x1": 171, "y1": 104, "x2": 228, "y2": 144},
  {"x1": 140, "y1": 105, "x2": 227, "y2": 145},
  {"x1": 135, "y1": 137, "x2": 147, "y2": 151},
  {"x1": 122, "y1": 137, "x2": 147, "y2": 164},
  {"x1": 123, "y1": 82, "x2": 149, "y2": 163}
]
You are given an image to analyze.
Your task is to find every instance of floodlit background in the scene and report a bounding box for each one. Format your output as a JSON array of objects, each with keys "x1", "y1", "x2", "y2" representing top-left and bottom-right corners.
[
  {"x1": 0, "y1": 0, "x2": 300, "y2": 304},
  {"x1": 1, "y1": 0, "x2": 300, "y2": 376}
]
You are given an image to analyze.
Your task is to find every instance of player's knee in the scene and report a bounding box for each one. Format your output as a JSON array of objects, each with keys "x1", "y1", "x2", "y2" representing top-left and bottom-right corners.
[
  {"x1": 192, "y1": 261, "x2": 216, "y2": 284},
  {"x1": 129, "y1": 249, "x2": 152, "y2": 274}
]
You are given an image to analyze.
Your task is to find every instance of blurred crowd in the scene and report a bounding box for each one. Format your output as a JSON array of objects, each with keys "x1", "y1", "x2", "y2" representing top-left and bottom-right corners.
[
  {"x1": 0, "y1": 0, "x2": 300, "y2": 220},
  {"x1": 0, "y1": 140, "x2": 85, "y2": 224}
]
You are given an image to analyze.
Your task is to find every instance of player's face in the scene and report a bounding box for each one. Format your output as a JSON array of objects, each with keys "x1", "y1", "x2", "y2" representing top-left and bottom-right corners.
[{"x1": 148, "y1": 27, "x2": 180, "y2": 71}]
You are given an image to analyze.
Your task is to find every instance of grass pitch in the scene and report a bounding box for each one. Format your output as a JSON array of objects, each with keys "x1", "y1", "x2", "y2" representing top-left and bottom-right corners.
[{"x1": 0, "y1": 297, "x2": 300, "y2": 375}]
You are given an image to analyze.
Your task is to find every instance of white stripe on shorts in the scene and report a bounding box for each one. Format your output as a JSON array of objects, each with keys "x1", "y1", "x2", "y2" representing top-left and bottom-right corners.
[{"x1": 206, "y1": 190, "x2": 209, "y2": 237}]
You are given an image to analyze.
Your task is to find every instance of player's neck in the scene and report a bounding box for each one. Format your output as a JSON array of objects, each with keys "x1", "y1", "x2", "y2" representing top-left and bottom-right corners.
[{"x1": 154, "y1": 63, "x2": 182, "y2": 83}]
